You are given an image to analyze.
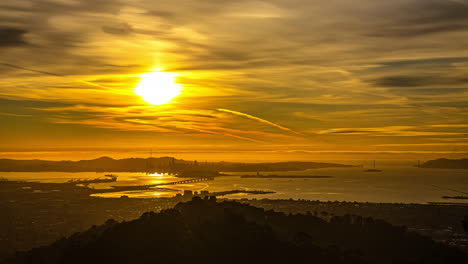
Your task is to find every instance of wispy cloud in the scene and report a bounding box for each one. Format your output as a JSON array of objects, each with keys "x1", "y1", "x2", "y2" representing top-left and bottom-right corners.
[
  {"x1": 0, "y1": 112, "x2": 32, "y2": 117},
  {"x1": 315, "y1": 126, "x2": 467, "y2": 137},
  {"x1": 429, "y1": 124, "x2": 468, "y2": 128},
  {"x1": 0, "y1": 0, "x2": 467, "y2": 156},
  {"x1": 35, "y1": 104, "x2": 298, "y2": 144},
  {"x1": 0, "y1": 28, "x2": 28, "y2": 47}
]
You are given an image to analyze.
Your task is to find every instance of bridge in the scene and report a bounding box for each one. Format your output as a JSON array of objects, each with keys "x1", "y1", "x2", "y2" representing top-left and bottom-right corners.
[
  {"x1": 155, "y1": 177, "x2": 214, "y2": 186},
  {"x1": 110, "y1": 177, "x2": 215, "y2": 191}
]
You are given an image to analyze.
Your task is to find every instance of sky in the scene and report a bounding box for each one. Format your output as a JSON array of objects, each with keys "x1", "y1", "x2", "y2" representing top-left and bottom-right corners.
[{"x1": 0, "y1": 0, "x2": 467, "y2": 162}]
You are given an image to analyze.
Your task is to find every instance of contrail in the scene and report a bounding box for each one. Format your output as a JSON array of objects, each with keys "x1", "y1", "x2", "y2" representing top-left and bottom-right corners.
[
  {"x1": 429, "y1": 184, "x2": 468, "y2": 195},
  {"x1": 0, "y1": 62, "x2": 63, "y2": 76},
  {"x1": 171, "y1": 125, "x2": 265, "y2": 143},
  {"x1": 217, "y1": 108, "x2": 299, "y2": 134},
  {"x1": 0, "y1": 62, "x2": 111, "y2": 90}
]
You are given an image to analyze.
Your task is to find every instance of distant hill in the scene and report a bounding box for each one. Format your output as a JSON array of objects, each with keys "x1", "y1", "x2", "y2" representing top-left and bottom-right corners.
[
  {"x1": 8, "y1": 198, "x2": 466, "y2": 264},
  {"x1": 420, "y1": 158, "x2": 468, "y2": 169},
  {"x1": 0, "y1": 157, "x2": 353, "y2": 173}
]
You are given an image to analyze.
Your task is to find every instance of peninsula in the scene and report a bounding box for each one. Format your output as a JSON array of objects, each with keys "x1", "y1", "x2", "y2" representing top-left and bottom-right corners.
[{"x1": 419, "y1": 158, "x2": 468, "y2": 169}]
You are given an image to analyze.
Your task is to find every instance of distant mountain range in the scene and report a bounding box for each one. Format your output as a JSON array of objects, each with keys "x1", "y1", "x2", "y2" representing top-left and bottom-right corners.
[
  {"x1": 420, "y1": 158, "x2": 468, "y2": 169},
  {"x1": 0, "y1": 156, "x2": 353, "y2": 173},
  {"x1": 8, "y1": 198, "x2": 466, "y2": 264}
]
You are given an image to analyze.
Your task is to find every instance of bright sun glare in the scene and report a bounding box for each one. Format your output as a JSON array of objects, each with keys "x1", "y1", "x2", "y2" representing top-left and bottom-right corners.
[{"x1": 135, "y1": 71, "x2": 181, "y2": 105}]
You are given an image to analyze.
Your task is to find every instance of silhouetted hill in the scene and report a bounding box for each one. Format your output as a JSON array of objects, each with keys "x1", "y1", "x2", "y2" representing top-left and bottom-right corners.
[
  {"x1": 420, "y1": 158, "x2": 468, "y2": 169},
  {"x1": 8, "y1": 198, "x2": 466, "y2": 264},
  {"x1": 0, "y1": 157, "x2": 353, "y2": 173}
]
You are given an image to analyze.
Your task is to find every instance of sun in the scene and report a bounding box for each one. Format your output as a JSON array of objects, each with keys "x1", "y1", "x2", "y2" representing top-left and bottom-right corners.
[{"x1": 135, "y1": 71, "x2": 181, "y2": 105}]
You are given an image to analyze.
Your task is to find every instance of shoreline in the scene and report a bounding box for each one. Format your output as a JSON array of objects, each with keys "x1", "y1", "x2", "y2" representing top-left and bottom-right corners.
[{"x1": 2, "y1": 177, "x2": 468, "y2": 259}]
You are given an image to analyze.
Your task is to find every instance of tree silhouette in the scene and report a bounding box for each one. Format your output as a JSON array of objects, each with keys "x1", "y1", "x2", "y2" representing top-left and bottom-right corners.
[
  {"x1": 8, "y1": 198, "x2": 467, "y2": 264},
  {"x1": 463, "y1": 212, "x2": 468, "y2": 234}
]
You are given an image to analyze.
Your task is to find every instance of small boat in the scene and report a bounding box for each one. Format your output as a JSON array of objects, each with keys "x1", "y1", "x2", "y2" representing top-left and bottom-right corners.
[{"x1": 364, "y1": 160, "x2": 382, "y2": 172}]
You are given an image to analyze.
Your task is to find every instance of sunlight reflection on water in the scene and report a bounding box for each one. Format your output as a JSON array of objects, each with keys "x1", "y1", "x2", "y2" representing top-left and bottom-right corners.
[{"x1": 1, "y1": 166, "x2": 467, "y2": 203}]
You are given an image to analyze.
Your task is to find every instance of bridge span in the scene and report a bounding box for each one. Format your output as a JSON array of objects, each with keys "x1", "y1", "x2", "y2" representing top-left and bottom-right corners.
[
  {"x1": 155, "y1": 177, "x2": 214, "y2": 186},
  {"x1": 110, "y1": 177, "x2": 215, "y2": 191}
]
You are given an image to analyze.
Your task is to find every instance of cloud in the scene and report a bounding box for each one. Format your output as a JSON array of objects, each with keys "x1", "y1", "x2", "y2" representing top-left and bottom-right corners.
[
  {"x1": 376, "y1": 143, "x2": 468, "y2": 146},
  {"x1": 0, "y1": 27, "x2": 28, "y2": 47},
  {"x1": 369, "y1": 24, "x2": 468, "y2": 38},
  {"x1": 0, "y1": 0, "x2": 467, "y2": 154},
  {"x1": 368, "y1": 0, "x2": 468, "y2": 37},
  {"x1": 373, "y1": 75, "x2": 468, "y2": 87},
  {"x1": 0, "y1": 112, "x2": 32, "y2": 117},
  {"x1": 31, "y1": 104, "x2": 300, "y2": 144},
  {"x1": 145, "y1": 10, "x2": 175, "y2": 18},
  {"x1": 102, "y1": 23, "x2": 134, "y2": 36},
  {"x1": 315, "y1": 126, "x2": 467, "y2": 137},
  {"x1": 430, "y1": 124, "x2": 468, "y2": 128},
  {"x1": 410, "y1": 0, "x2": 468, "y2": 25}
]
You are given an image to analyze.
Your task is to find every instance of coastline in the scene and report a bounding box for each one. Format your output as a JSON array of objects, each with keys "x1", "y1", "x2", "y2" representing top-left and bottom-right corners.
[{"x1": 1, "y1": 178, "x2": 467, "y2": 259}]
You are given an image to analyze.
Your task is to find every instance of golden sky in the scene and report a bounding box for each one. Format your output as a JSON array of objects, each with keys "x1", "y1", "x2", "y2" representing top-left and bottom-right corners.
[{"x1": 0, "y1": 0, "x2": 467, "y2": 161}]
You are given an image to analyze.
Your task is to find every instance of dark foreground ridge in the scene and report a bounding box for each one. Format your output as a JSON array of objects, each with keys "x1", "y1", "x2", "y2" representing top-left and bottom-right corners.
[
  {"x1": 7, "y1": 198, "x2": 467, "y2": 264},
  {"x1": 420, "y1": 158, "x2": 468, "y2": 169}
]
